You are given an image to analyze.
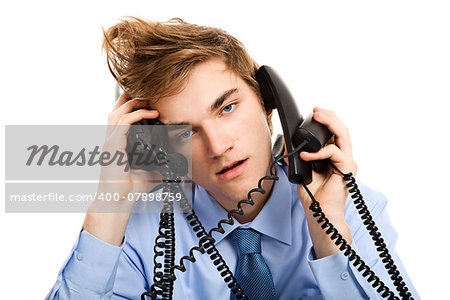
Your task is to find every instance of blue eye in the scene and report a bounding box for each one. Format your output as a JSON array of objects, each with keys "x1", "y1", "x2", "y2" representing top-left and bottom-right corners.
[
  {"x1": 222, "y1": 103, "x2": 235, "y2": 114},
  {"x1": 177, "y1": 130, "x2": 193, "y2": 142}
]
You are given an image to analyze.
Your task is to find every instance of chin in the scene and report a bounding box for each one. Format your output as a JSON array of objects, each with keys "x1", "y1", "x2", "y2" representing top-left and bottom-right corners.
[{"x1": 227, "y1": 172, "x2": 269, "y2": 203}]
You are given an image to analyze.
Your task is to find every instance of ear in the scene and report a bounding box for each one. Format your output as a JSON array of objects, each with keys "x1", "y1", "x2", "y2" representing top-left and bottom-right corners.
[{"x1": 265, "y1": 108, "x2": 274, "y2": 135}]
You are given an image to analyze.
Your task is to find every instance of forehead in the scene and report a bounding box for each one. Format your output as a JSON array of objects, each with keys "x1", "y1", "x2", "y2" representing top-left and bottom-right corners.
[
  {"x1": 177, "y1": 58, "x2": 239, "y2": 97},
  {"x1": 154, "y1": 59, "x2": 246, "y2": 124}
]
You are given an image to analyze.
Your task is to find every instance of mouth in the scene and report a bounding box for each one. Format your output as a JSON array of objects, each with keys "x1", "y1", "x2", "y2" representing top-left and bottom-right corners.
[{"x1": 216, "y1": 159, "x2": 248, "y2": 180}]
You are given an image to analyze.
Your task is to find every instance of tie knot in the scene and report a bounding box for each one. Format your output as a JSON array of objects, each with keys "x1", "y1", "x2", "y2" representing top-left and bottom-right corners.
[{"x1": 230, "y1": 228, "x2": 262, "y2": 255}]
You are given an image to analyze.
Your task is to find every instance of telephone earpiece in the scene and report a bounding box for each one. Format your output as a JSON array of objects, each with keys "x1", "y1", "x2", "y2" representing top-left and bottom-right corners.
[
  {"x1": 127, "y1": 118, "x2": 188, "y2": 177},
  {"x1": 255, "y1": 65, "x2": 332, "y2": 184}
]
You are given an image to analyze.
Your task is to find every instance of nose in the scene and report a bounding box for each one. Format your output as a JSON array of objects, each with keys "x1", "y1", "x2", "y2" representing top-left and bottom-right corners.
[{"x1": 202, "y1": 121, "x2": 234, "y2": 158}]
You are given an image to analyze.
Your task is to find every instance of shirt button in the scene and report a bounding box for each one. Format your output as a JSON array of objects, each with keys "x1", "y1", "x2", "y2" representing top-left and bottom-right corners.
[
  {"x1": 340, "y1": 271, "x2": 349, "y2": 280},
  {"x1": 76, "y1": 252, "x2": 84, "y2": 261}
]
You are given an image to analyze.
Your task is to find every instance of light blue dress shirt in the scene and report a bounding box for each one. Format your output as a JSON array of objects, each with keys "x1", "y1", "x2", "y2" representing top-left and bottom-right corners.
[{"x1": 45, "y1": 163, "x2": 419, "y2": 299}]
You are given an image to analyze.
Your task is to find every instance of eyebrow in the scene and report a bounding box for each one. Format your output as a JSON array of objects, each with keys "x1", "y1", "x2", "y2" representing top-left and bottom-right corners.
[
  {"x1": 165, "y1": 88, "x2": 239, "y2": 127},
  {"x1": 209, "y1": 88, "x2": 239, "y2": 112}
]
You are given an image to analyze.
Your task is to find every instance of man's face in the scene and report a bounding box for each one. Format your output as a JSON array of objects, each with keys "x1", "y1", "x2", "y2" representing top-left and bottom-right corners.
[{"x1": 153, "y1": 59, "x2": 273, "y2": 208}]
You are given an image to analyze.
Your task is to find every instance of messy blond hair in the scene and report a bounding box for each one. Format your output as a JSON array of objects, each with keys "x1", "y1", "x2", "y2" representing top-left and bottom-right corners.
[{"x1": 102, "y1": 17, "x2": 272, "y2": 132}]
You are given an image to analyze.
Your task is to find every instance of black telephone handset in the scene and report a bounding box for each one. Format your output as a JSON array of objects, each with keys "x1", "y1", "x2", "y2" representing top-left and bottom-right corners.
[
  {"x1": 255, "y1": 65, "x2": 332, "y2": 185},
  {"x1": 126, "y1": 118, "x2": 165, "y2": 172},
  {"x1": 126, "y1": 118, "x2": 188, "y2": 177}
]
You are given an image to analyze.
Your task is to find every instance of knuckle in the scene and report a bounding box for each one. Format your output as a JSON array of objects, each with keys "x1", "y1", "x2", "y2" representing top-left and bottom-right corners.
[{"x1": 327, "y1": 144, "x2": 339, "y2": 152}]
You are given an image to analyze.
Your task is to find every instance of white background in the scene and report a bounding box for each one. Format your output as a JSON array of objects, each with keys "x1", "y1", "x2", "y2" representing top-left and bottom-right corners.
[{"x1": 1, "y1": 0, "x2": 448, "y2": 298}]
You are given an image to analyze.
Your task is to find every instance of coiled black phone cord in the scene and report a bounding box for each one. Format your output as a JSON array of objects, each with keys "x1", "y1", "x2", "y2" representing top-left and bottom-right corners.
[
  {"x1": 144, "y1": 184, "x2": 177, "y2": 298},
  {"x1": 301, "y1": 166, "x2": 413, "y2": 300},
  {"x1": 147, "y1": 199, "x2": 175, "y2": 299},
  {"x1": 339, "y1": 169, "x2": 412, "y2": 299}
]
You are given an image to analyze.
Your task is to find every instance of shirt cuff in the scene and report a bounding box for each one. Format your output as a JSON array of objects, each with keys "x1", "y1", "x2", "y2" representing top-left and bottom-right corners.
[
  {"x1": 307, "y1": 246, "x2": 367, "y2": 299},
  {"x1": 62, "y1": 230, "x2": 125, "y2": 295}
]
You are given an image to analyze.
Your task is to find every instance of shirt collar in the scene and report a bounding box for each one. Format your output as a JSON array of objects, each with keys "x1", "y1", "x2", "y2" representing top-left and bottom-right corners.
[{"x1": 193, "y1": 163, "x2": 293, "y2": 246}]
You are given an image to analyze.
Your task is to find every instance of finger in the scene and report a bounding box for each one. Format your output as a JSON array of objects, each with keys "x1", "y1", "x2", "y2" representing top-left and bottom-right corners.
[
  {"x1": 116, "y1": 109, "x2": 159, "y2": 126},
  {"x1": 300, "y1": 144, "x2": 344, "y2": 163},
  {"x1": 109, "y1": 99, "x2": 150, "y2": 125},
  {"x1": 106, "y1": 109, "x2": 160, "y2": 143},
  {"x1": 313, "y1": 108, "x2": 346, "y2": 138},
  {"x1": 312, "y1": 108, "x2": 352, "y2": 156},
  {"x1": 113, "y1": 91, "x2": 131, "y2": 110},
  {"x1": 300, "y1": 144, "x2": 356, "y2": 174},
  {"x1": 313, "y1": 107, "x2": 343, "y2": 120},
  {"x1": 313, "y1": 107, "x2": 336, "y2": 115}
]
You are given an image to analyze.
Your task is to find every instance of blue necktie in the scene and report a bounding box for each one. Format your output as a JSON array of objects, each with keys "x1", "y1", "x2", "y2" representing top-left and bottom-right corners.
[{"x1": 230, "y1": 228, "x2": 277, "y2": 300}]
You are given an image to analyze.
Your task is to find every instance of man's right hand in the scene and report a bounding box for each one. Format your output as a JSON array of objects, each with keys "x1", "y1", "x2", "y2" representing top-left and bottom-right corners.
[{"x1": 82, "y1": 92, "x2": 159, "y2": 246}]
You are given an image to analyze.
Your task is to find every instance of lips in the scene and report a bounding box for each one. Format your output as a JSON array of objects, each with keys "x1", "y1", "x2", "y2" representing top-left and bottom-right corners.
[
  {"x1": 217, "y1": 160, "x2": 245, "y2": 174},
  {"x1": 216, "y1": 159, "x2": 248, "y2": 180}
]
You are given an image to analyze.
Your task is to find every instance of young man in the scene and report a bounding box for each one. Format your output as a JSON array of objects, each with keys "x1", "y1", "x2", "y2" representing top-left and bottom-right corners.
[{"x1": 46, "y1": 17, "x2": 418, "y2": 299}]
